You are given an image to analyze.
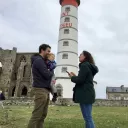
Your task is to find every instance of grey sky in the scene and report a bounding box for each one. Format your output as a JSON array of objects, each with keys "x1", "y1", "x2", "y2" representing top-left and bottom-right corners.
[{"x1": 0, "y1": 0, "x2": 128, "y2": 98}]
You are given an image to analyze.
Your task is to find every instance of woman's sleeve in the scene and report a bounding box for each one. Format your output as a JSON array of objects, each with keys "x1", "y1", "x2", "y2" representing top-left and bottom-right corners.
[{"x1": 71, "y1": 64, "x2": 89, "y2": 84}]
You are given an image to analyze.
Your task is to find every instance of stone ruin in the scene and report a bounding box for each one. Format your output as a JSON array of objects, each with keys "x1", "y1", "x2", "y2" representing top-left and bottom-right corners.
[{"x1": 1, "y1": 48, "x2": 128, "y2": 107}]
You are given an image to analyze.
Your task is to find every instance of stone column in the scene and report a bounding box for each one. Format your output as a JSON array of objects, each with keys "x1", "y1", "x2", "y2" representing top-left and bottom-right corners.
[{"x1": 4, "y1": 88, "x2": 8, "y2": 99}]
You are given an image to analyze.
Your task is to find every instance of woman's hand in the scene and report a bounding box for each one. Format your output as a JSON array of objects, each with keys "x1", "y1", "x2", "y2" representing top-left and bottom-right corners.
[
  {"x1": 70, "y1": 72, "x2": 76, "y2": 76},
  {"x1": 68, "y1": 72, "x2": 76, "y2": 78}
]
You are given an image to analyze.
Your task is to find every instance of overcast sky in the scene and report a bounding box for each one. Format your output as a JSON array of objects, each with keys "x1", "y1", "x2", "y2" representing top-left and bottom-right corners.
[{"x1": 0, "y1": 0, "x2": 128, "y2": 98}]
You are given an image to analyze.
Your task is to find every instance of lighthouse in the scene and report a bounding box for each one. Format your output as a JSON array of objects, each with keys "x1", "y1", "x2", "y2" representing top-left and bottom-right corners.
[{"x1": 55, "y1": 0, "x2": 80, "y2": 98}]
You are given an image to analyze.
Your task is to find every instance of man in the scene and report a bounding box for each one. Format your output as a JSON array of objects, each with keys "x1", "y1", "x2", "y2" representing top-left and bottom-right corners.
[{"x1": 28, "y1": 44, "x2": 54, "y2": 128}]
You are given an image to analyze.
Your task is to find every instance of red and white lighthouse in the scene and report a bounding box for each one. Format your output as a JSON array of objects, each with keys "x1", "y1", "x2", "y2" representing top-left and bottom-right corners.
[{"x1": 55, "y1": 0, "x2": 80, "y2": 98}]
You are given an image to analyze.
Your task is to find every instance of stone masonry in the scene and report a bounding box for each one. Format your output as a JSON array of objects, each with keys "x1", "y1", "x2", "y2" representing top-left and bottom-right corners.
[
  {"x1": 0, "y1": 47, "x2": 35, "y2": 98},
  {"x1": 0, "y1": 48, "x2": 63, "y2": 99}
]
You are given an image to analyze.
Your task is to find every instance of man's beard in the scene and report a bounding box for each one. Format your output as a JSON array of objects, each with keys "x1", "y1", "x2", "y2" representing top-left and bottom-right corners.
[{"x1": 44, "y1": 54, "x2": 48, "y2": 60}]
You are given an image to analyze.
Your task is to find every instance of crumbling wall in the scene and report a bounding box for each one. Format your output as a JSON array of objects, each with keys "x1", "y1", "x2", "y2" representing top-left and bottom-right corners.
[{"x1": 0, "y1": 47, "x2": 17, "y2": 97}]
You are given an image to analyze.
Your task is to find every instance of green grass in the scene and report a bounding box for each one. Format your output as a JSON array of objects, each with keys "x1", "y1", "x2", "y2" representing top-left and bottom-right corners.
[{"x1": 0, "y1": 105, "x2": 128, "y2": 128}]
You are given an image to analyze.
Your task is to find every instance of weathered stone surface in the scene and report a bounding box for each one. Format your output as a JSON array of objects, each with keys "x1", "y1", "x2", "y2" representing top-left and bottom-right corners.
[
  {"x1": 55, "y1": 98, "x2": 128, "y2": 107},
  {"x1": 2, "y1": 98, "x2": 128, "y2": 107},
  {"x1": 0, "y1": 48, "x2": 36, "y2": 98}
]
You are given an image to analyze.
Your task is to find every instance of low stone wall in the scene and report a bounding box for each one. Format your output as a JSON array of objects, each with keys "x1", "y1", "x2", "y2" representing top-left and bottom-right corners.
[
  {"x1": 94, "y1": 99, "x2": 128, "y2": 107},
  {"x1": 2, "y1": 98, "x2": 128, "y2": 107},
  {"x1": 3, "y1": 97, "x2": 34, "y2": 106},
  {"x1": 56, "y1": 98, "x2": 128, "y2": 107}
]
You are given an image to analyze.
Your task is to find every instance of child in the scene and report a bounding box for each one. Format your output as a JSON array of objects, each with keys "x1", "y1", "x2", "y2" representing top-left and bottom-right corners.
[{"x1": 46, "y1": 53, "x2": 57, "y2": 102}]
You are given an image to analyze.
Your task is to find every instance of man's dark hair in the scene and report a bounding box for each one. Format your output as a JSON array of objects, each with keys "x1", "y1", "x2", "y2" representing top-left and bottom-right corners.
[{"x1": 39, "y1": 44, "x2": 51, "y2": 53}]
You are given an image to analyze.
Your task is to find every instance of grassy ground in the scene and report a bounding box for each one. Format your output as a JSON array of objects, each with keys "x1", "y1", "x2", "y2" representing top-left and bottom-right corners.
[{"x1": 0, "y1": 105, "x2": 128, "y2": 128}]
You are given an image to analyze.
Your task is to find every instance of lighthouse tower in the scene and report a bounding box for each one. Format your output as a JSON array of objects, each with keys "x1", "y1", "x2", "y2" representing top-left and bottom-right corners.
[{"x1": 55, "y1": 0, "x2": 80, "y2": 98}]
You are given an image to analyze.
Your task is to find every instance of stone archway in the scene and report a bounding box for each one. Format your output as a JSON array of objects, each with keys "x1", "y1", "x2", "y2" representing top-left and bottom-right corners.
[
  {"x1": 21, "y1": 86, "x2": 28, "y2": 96},
  {"x1": 56, "y1": 84, "x2": 63, "y2": 98},
  {"x1": 8, "y1": 86, "x2": 16, "y2": 97},
  {"x1": 12, "y1": 87, "x2": 16, "y2": 97}
]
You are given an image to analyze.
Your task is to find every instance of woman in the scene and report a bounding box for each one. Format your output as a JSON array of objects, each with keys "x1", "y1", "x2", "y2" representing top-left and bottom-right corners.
[{"x1": 69, "y1": 51, "x2": 99, "y2": 128}]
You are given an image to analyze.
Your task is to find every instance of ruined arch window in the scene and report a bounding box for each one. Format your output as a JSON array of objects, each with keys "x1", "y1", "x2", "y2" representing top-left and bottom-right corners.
[
  {"x1": 21, "y1": 86, "x2": 28, "y2": 96},
  {"x1": 56, "y1": 84, "x2": 63, "y2": 97},
  {"x1": 126, "y1": 89, "x2": 128, "y2": 92},
  {"x1": 57, "y1": 90, "x2": 62, "y2": 96},
  {"x1": 14, "y1": 73, "x2": 17, "y2": 80},
  {"x1": 65, "y1": 7, "x2": 70, "y2": 12},
  {"x1": 61, "y1": 67, "x2": 67, "y2": 73},
  {"x1": 64, "y1": 17, "x2": 70, "y2": 22},
  {"x1": 12, "y1": 86, "x2": 16, "y2": 97},
  {"x1": 62, "y1": 54, "x2": 68, "y2": 59},
  {"x1": 63, "y1": 41, "x2": 69, "y2": 46},
  {"x1": 23, "y1": 65, "x2": 27, "y2": 77},
  {"x1": 64, "y1": 29, "x2": 69, "y2": 34},
  {"x1": 20, "y1": 55, "x2": 26, "y2": 62}
]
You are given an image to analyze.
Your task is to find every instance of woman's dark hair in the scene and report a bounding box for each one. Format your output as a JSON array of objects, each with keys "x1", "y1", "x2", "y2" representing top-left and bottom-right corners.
[{"x1": 83, "y1": 51, "x2": 95, "y2": 65}]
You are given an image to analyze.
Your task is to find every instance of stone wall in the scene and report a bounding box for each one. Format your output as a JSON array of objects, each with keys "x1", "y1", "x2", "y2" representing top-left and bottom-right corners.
[
  {"x1": 2, "y1": 98, "x2": 128, "y2": 107},
  {"x1": 0, "y1": 48, "x2": 36, "y2": 98},
  {"x1": 0, "y1": 47, "x2": 17, "y2": 97},
  {"x1": 56, "y1": 98, "x2": 128, "y2": 107},
  {"x1": 12, "y1": 53, "x2": 34, "y2": 97},
  {"x1": 94, "y1": 99, "x2": 128, "y2": 107}
]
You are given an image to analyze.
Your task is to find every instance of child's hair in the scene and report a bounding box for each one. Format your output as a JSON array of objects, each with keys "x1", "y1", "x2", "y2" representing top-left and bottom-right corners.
[{"x1": 47, "y1": 53, "x2": 55, "y2": 59}]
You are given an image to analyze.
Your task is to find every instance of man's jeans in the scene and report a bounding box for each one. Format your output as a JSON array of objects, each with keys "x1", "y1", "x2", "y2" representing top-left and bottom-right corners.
[
  {"x1": 80, "y1": 104, "x2": 95, "y2": 128},
  {"x1": 27, "y1": 87, "x2": 50, "y2": 128}
]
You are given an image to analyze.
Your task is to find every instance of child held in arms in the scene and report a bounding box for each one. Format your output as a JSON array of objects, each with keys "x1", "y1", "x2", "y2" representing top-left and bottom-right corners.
[{"x1": 46, "y1": 53, "x2": 57, "y2": 102}]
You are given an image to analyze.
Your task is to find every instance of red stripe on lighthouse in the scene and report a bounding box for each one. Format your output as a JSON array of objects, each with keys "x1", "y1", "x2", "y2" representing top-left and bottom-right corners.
[{"x1": 61, "y1": 0, "x2": 78, "y2": 7}]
